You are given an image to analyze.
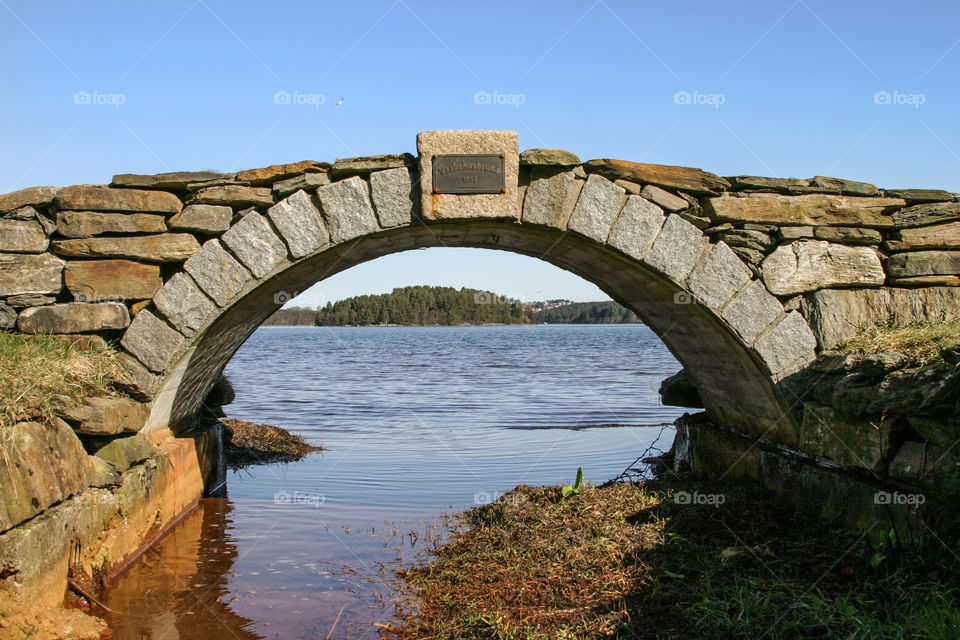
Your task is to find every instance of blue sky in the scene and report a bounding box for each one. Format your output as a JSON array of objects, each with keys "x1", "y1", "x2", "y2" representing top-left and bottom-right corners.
[{"x1": 2, "y1": 0, "x2": 957, "y2": 304}]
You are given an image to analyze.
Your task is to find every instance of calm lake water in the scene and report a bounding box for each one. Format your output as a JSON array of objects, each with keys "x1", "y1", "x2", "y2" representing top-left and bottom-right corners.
[{"x1": 101, "y1": 324, "x2": 684, "y2": 639}]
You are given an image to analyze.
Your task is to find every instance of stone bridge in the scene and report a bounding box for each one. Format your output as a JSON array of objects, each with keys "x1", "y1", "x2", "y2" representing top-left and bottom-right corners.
[{"x1": 2, "y1": 131, "x2": 959, "y2": 599}]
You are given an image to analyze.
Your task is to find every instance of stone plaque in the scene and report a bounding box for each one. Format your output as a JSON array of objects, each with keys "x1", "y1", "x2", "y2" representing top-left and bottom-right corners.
[{"x1": 433, "y1": 154, "x2": 504, "y2": 194}]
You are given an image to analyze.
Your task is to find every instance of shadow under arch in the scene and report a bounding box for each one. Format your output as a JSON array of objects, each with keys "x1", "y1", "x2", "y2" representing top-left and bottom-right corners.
[{"x1": 150, "y1": 219, "x2": 800, "y2": 446}]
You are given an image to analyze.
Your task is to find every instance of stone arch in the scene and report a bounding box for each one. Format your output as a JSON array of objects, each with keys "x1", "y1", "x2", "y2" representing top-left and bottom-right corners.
[{"x1": 116, "y1": 138, "x2": 817, "y2": 447}]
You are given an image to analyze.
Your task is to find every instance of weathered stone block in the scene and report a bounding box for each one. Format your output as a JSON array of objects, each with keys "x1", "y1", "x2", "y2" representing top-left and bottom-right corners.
[
  {"x1": 887, "y1": 275, "x2": 960, "y2": 287},
  {"x1": 813, "y1": 227, "x2": 882, "y2": 245},
  {"x1": 120, "y1": 310, "x2": 186, "y2": 373},
  {"x1": 720, "y1": 280, "x2": 784, "y2": 343},
  {"x1": 0, "y1": 253, "x2": 63, "y2": 296},
  {"x1": 93, "y1": 433, "x2": 153, "y2": 472},
  {"x1": 167, "y1": 204, "x2": 232, "y2": 234},
  {"x1": 0, "y1": 185, "x2": 57, "y2": 213},
  {"x1": 318, "y1": 176, "x2": 380, "y2": 243},
  {"x1": 888, "y1": 441, "x2": 960, "y2": 492},
  {"x1": 153, "y1": 272, "x2": 216, "y2": 336},
  {"x1": 686, "y1": 241, "x2": 752, "y2": 311},
  {"x1": 237, "y1": 160, "x2": 329, "y2": 186},
  {"x1": 5, "y1": 293, "x2": 55, "y2": 308},
  {"x1": 519, "y1": 148, "x2": 580, "y2": 166},
  {"x1": 726, "y1": 176, "x2": 810, "y2": 192},
  {"x1": 753, "y1": 311, "x2": 817, "y2": 375},
  {"x1": 112, "y1": 171, "x2": 233, "y2": 190},
  {"x1": 583, "y1": 159, "x2": 729, "y2": 195},
  {"x1": 417, "y1": 130, "x2": 519, "y2": 221},
  {"x1": 907, "y1": 416, "x2": 959, "y2": 448},
  {"x1": 267, "y1": 190, "x2": 329, "y2": 258},
  {"x1": 329, "y1": 154, "x2": 412, "y2": 179},
  {"x1": 810, "y1": 176, "x2": 878, "y2": 197},
  {"x1": 0, "y1": 302, "x2": 15, "y2": 329},
  {"x1": 716, "y1": 228, "x2": 775, "y2": 252},
  {"x1": 272, "y1": 172, "x2": 331, "y2": 198},
  {"x1": 892, "y1": 201, "x2": 960, "y2": 228},
  {"x1": 779, "y1": 226, "x2": 815, "y2": 240},
  {"x1": 803, "y1": 286, "x2": 960, "y2": 349},
  {"x1": 885, "y1": 251, "x2": 960, "y2": 277},
  {"x1": 221, "y1": 212, "x2": 288, "y2": 278},
  {"x1": 640, "y1": 184, "x2": 688, "y2": 212},
  {"x1": 704, "y1": 193, "x2": 903, "y2": 228},
  {"x1": 607, "y1": 195, "x2": 665, "y2": 260},
  {"x1": 0, "y1": 220, "x2": 47, "y2": 252},
  {"x1": 182, "y1": 239, "x2": 252, "y2": 307},
  {"x1": 658, "y1": 369, "x2": 703, "y2": 408},
  {"x1": 369, "y1": 167, "x2": 415, "y2": 229},
  {"x1": 52, "y1": 234, "x2": 200, "y2": 262},
  {"x1": 567, "y1": 174, "x2": 626, "y2": 242},
  {"x1": 55, "y1": 211, "x2": 166, "y2": 237},
  {"x1": 800, "y1": 403, "x2": 893, "y2": 471},
  {"x1": 55, "y1": 186, "x2": 181, "y2": 214},
  {"x1": 521, "y1": 169, "x2": 582, "y2": 229},
  {"x1": 17, "y1": 302, "x2": 129, "y2": 334},
  {"x1": 643, "y1": 214, "x2": 709, "y2": 283},
  {"x1": 886, "y1": 221, "x2": 960, "y2": 251},
  {"x1": 115, "y1": 352, "x2": 160, "y2": 400},
  {"x1": 191, "y1": 185, "x2": 274, "y2": 208},
  {"x1": 61, "y1": 396, "x2": 149, "y2": 435},
  {"x1": 64, "y1": 259, "x2": 161, "y2": 302},
  {"x1": 0, "y1": 420, "x2": 90, "y2": 533},
  {"x1": 761, "y1": 240, "x2": 885, "y2": 296},
  {"x1": 884, "y1": 189, "x2": 954, "y2": 203}
]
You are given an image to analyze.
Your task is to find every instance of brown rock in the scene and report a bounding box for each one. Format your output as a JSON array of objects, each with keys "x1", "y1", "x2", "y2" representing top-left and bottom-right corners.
[
  {"x1": 191, "y1": 185, "x2": 274, "y2": 208},
  {"x1": 55, "y1": 210, "x2": 166, "y2": 237},
  {"x1": 726, "y1": 176, "x2": 810, "y2": 192},
  {"x1": 0, "y1": 186, "x2": 58, "y2": 213},
  {"x1": 52, "y1": 233, "x2": 200, "y2": 262},
  {"x1": 583, "y1": 159, "x2": 729, "y2": 195},
  {"x1": 640, "y1": 184, "x2": 689, "y2": 212},
  {"x1": 885, "y1": 221, "x2": 960, "y2": 251},
  {"x1": 0, "y1": 253, "x2": 64, "y2": 296},
  {"x1": 60, "y1": 396, "x2": 149, "y2": 435},
  {"x1": 519, "y1": 148, "x2": 580, "y2": 166},
  {"x1": 0, "y1": 219, "x2": 48, "y2": 252},
  {"x1": 168, "y1": 204, "x2": 232, "y2": 234},
  {"x1": 55, "y1": 185, "x2": 182, "y2": 214},
  {"x1": 111, "y1": 170, "x2": 234, "y2": 190},
  {"x1": 886, "y1": 275, "x2": 960, "y2": 287},
  {"x1": 129, "y1": 300, "x2": 151, "y2": 315},
  {"x1": 884, "y1": 189, "x2": 954, "y2": 202},
  {"x1": 236, "y1": 160, "x2": 330, "y2": 186},
  {"x1": 272, "y1": 172, "x2": 331, "y2": 198},
  {"x1": 813, "y1": 226, "x2": 882, "y2": 245},
  {"x1": 703, "y1": 193, "x2": 903, "y2": 228},
  {"x1": 328, "y1": 154, "x2": 413, "y2": 179},
  {"x1": 809, "y1": 176, "x2": 878, "y2": 197},
  {"x1": 892, "y1": 201, "x2": 960, "y2": 228},
  {"x1": 17, "y1": 302, "x2": 129, "y2": 333},
  {"x1": 5, "y1": 294, "x2": 56, "y2": 308},
  {"x1": 64, "y1": 259, "x2": 162, "y2": 301},
  {"x1": 885, "y1": 251, "x2": 960, "y2": 277}
]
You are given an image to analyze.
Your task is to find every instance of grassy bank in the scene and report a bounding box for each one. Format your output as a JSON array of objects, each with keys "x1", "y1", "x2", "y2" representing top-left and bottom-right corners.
[
  {"x1": 0, "y1": 332, "x2": 126, "y2": 430},
  {"x1": 836, "y1": 319, "x2": 960, "y2": 366},
  {"x1": 385, "y1": 474, "x2": 960, "y2": 639}
]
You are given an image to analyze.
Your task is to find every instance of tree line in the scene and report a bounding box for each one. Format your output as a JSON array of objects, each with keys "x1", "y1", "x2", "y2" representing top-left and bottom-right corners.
[{"x1": 263, "y1": 286, "x2": 641, "y2": 326}]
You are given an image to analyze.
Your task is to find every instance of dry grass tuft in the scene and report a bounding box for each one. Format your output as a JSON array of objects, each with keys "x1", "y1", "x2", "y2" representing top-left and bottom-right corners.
[
  {"x1": 837, "y1": 319, "x2": 960, "y2": 366},
  {"x1": 0, "y1": 332, "x2": 127, "y2": 430}
]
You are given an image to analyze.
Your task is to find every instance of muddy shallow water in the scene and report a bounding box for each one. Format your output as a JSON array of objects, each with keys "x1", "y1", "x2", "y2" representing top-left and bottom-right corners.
[{"x1": 101, "y1": 324, "x2": 683, "y2": 639}]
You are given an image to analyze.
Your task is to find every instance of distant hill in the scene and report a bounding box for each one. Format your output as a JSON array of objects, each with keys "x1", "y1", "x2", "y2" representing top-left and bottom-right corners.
[{"x1": 262, "y1": 286, "x2": 641, "y2": 326}]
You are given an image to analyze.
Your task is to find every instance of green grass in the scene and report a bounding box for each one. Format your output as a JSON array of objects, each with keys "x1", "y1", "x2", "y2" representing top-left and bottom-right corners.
[
  {"x1": 837, "y1": 319, "x2": 960, "y2": 366},
  {"x1": 0, "y1": 332, "x2": 127, "y2": 430}
]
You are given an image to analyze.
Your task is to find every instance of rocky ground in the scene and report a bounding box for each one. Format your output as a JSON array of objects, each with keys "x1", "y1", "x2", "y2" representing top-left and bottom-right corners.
[{"x1": 383, "y1": 471, "x2": 960, "y2": 640}]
